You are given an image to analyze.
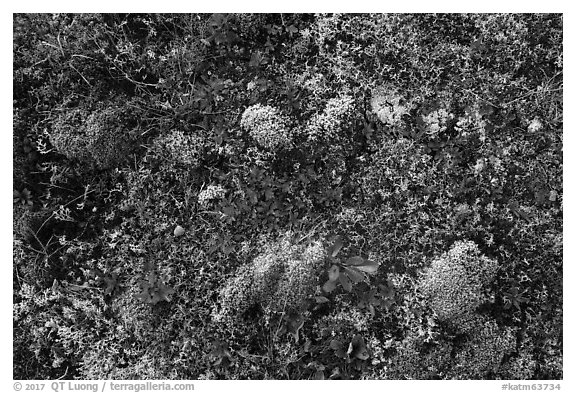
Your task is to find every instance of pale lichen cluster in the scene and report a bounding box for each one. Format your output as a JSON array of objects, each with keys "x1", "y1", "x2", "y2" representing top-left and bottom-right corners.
[
  {"x1": 50, "y1": 104, "x2": 136, "y2": 169},
  {"x1": 422, "y1": 107, "x2": 454, "y2": 134},
  {"x1": 370, "y1": 87, "x2": 413, "y2": 127},
  {"x1": 153, "y1": 130, "x2": 205, "y2": 167},
  {"x1": 305, "y1": 95, "x2": 355, "y2": 142},
  {"x1": 419, "y1": 240, "x2": 498, "y2": 322},
  {"x1": 213, "y1": 236, "x2": 326, "y2": 322},
  {"x1": 197, "y1": 185, "x2": 226, "y2": 208},
  {"x1": 240, "y1": 104, "x2": 292, "y2": 150}
]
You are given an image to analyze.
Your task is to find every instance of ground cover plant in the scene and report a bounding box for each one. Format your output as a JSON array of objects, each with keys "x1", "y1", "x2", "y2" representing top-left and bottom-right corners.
[{"x1": 13, "y1": 13, "x2": 562, "y2": 380}]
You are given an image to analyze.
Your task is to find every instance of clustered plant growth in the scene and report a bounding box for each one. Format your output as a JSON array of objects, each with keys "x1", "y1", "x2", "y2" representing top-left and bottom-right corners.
[{"x1": 14, "y1": 13, "x2": 562, "y2": 380}]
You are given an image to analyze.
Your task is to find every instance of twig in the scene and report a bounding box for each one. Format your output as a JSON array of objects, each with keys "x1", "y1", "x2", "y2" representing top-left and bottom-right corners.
[
  {"x1": 69, "y1": 63, "x2": 92, "y2": 87},
  {"x1": 56, "y1": 32, "x2": 65, "y2": 57},
  {"x1": 501, "y1": 87, "x2": 563, "y2": 107},
  {"x1": 297, "y1": 217, "x2": 327, "y2": 244},
  {"x1": 463, "y1": 89, "x2": 499, "y2": 108},
  {"x1": 57, "y1": 367, "x2": 69, "y2": 380},
  {"x1": 35, "y1": 189, "x2": 96, "y2": 235}
]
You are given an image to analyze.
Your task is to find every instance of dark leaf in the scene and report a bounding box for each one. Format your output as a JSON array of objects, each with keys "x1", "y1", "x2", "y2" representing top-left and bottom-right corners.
[
  {"x1": 339, "y1": 273, "x2": 352, "y2": 292},
  {"x1": 285, "y1": 313, "x2": 305, "y2": 342},
  {"x1": 249, "y1": 51, "x2": 263, "y2": 67},
  {"x1": 343, "y1": 266, "x2": 366, "y2": 283},
  {"x1": 330, "y1": 339, "x2": 342, "y2": 350},
  {"x1": 287, "y1": 24, "x2": 298, "y2": 34}
]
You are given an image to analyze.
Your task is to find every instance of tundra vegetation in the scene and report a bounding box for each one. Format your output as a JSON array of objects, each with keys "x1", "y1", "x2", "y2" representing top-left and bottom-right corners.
[{"x1": 13, "y1": 13, "x2": 562, "y2": 380}]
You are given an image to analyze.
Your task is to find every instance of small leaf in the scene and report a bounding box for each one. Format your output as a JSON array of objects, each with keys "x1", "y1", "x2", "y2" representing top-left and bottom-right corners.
[
  {"x1": 304, "y1": 339, "x2": 312, "y2": 352},
  {"x1": 355, "y1": 260, "x2": 379, "y2": 274},
  {"x1": 249, "y1": 51, "x2": 263, "y2": 67},
  {"x1": 313, "y1": 370, "x2": 325, "y2": 380},
  {"x1": 345, "y1": 256, "x2": 365, "y2": 266},
  {"x1": 549, "y1": 190, "x2": 558, "y2": 201},
  {"x1": 329, "y1": 339, "x2": 342, "y2": 350},
  {"x1": 174, "y1": 225, "x2": 185, "y2": 237},
  {"x1": 343, "y1": 266, "x2": 366, "y2": 283},
  {"x1": 329, "y1": 367, "x2": 343, "y2": 379},
  {"x1": 349, "y1": 334, "x2": 370, "y2": 360},
  {"x1": 328, "y1": 265, "x2": 340, "y2": 281},
  {"x1": 284, "y1": 313, "x2": 305, "y2": 343},
  {"x1": 314, "y1": 296, "x2": 330, "y2": 304},
  {"x1": 103, "y1": 273, "x2": 118, "y2": 296},
  {"x1": 322, "y1": 279, "x2": 337, "y2": 293},
  {"x1": 339, "y1": 273, "x2": 352, "y2": 292},
  {"x1": 328, "y1": 236, "x2": 343, "y2": 257}
]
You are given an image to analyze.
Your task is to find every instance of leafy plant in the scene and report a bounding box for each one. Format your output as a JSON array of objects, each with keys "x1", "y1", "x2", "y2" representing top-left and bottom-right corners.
[{"x1": 322, "y1": 236, "x2": 379, "y2": 293}]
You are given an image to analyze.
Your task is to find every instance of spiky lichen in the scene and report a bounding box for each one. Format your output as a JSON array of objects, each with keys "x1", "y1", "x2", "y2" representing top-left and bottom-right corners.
[
  {"x1": 152, "y1": 130, "x2": 205, "y2": 168},
  {"x1": 213, "y1": 265, "x2": 258, "y2": 322},
  {"x1": 389, "y1": 335, "x2": 454, "y2": 380},
  {"x1": 50, "y1": 102, "x2": 138, "y2": 169},
  {"x1": 306, "y1": 95, "x2": 355, "y2": 143},
  {"x1": 371, "y1": 87, "x2": 412, "y2": 127},
  {"x1": 267, "y1": 241, "x2": 326, "y2": 313},
  {"x1": 214, "y1": 236, "x2": 326, "y2": 322},
  {"x1": 421, "y1": 107, "x2": 454, "y2": 135},
  {"x1": 240, "y1": 104, "x2": 292, "y2": 150},
  {"x1": 500, "y1": 347, "x2": 537, "y2": 380},
  {"x1": 197, "y1": 185, "x2": 226, "y2": 208},
  {"x1": 451, "y1": 316, "x2": 516, "y2": 379},
  {"x1": 420, "y1": 240, "x2": 498, "y2": 321}
]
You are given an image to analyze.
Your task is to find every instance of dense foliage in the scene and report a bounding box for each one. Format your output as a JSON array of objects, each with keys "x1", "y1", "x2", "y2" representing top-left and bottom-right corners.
[{"x1": 13, "y1": 13, "x2": 562, "y2": 380}]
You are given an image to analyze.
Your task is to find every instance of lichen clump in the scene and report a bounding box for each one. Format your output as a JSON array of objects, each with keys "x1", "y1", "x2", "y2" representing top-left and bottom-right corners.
[
  {"x1": 306, "y1": 95, "x2": 355, "y2": 142},
  {"x1": 371, "y1": 87, "x2": 412, "y2": 127},
  {"x1": 50, "y1": 103, "x2": 138, "y2": 169},
  {"x1": 152, "y1": 130, "x2": 205, "y2": 168},
  {"x1": 214, "y1": 236, "x2": 326, "y2": 322},
  {"x1": 197, "y1": 185, "x2": 226, "y2": 208},
  {"x1": 419, "y1": 240, "x2": 498, "y2": 322},
  {"x1": 421, "y1": 107, "x2": 454, "y2": 134},
  {"x1": 240, "y1": 104, "x2": 292, "y2": 150},
  {"x1": 452, "y1": 315, "x2": 516, "y2": 379}
]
